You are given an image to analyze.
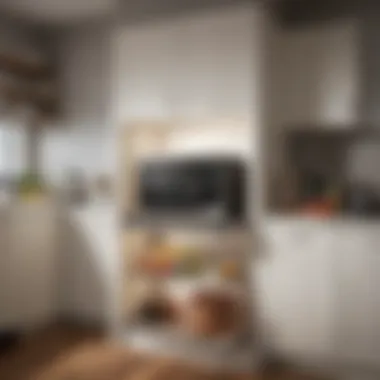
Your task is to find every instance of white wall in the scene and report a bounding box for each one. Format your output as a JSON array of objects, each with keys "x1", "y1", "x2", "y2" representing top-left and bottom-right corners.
[
  {"x1": 41, "y1": 23, "x2": 113, "y2": 187},
  {"x1": 0, "y1": 121, "x2": 28, "y2": 176}
]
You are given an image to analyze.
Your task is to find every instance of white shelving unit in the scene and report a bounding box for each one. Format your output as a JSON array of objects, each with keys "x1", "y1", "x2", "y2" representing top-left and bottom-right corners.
[{"x1": 117, "y1": 120, "x2": 259, "y2": 372}]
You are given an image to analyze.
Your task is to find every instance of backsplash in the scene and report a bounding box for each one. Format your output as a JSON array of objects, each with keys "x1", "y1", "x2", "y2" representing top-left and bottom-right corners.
[
  {"x1": 278, "y1": 129, "x2": 380, "y2": 216},
  {"x1": 347, "y1": 139, "x2": 380, "y2": 192}
]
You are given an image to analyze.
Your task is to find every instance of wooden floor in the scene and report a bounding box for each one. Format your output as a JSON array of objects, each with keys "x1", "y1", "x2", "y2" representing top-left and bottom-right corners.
[{"x1": 0, "y1": 325, "x2": 330, "y2": 380}]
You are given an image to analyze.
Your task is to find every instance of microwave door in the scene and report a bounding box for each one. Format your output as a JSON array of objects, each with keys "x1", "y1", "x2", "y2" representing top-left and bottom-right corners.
[{"x1": 140, "y1": 165, "x2": 219, "y2": 210}]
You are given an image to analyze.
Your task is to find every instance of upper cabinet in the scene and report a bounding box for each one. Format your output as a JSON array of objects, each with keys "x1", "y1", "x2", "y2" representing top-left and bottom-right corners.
[
  {"x1": 114, "y1": 23, "x2": 176, "y2": 121},
  {"x1": 113, "y1": 5, "x2": 259, "y2": 123},
  {"x1": 170, "y1": 8, "x2": 256, "y2": 120},
  {"x1": 272, "y1": 20, "x2": 360, "y2": 129},
  {"x1": 260, "y1": 218, "x2": 380, "y2": 366},
  {"x1": 258, "y1": 218, "x2": 335, "y2": 360}
]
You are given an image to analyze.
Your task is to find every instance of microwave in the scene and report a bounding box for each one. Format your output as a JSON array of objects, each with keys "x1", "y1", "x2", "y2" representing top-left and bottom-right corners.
[{"x1": 137, "y1": 157, "x2": 247, "y2": 224}]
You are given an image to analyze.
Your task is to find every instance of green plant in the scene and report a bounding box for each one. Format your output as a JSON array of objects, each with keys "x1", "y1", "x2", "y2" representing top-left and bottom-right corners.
[{"x1": 17, "y1": 172, "x2": 45, "y2": 195}]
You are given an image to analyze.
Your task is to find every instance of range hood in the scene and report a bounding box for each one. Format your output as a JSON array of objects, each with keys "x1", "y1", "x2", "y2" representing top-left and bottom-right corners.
[{"x1": 275, "y1": 0, "x2": 380, "y2": 130}]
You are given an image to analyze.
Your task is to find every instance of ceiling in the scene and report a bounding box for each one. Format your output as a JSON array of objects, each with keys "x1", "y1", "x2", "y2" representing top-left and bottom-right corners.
[
  {"x1": 0, "y1": 0, "x2": 118, "y2": 25},
  {"x1": 0, "y1": 0, "x2": 291, "y2": 26}
]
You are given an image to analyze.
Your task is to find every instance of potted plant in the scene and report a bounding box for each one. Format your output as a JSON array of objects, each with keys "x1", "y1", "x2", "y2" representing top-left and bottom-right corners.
[{"x1": 17, "y1": 172, "x2": 46, "y2": 201}]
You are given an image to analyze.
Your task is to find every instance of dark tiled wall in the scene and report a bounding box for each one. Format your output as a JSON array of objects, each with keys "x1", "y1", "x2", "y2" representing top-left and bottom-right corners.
[{"x1": 116, "y1": 0, "x2": 253, "y2": 25}]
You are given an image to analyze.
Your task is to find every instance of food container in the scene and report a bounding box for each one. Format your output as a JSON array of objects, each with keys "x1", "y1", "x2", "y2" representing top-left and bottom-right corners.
[{"x1": 180, "y1": 291, "x2": 242, "y2": 338}]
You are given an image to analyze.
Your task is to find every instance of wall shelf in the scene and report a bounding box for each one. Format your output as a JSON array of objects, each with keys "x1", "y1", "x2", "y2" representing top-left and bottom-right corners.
[
  {"x1": 0, "y1": 50, "x2": 59, "y2": 119},
  {"x1": 0, "y1": 52, "x2": 51, "y2": 79},
  {"x1": 117, "y1": 119, "x2": 257, "y2": 371},
  {"x1": 3, "y1": 85, "x2": 59, "y2": 117},
  {"x1": 123, "y1": 214, "x2": 249, "y2": 232}
]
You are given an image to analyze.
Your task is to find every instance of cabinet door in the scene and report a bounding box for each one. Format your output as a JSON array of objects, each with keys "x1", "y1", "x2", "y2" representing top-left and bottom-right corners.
[
  {"x1": 258, "y1": 220, "x2": 334, "y2": 359},
  {"x1": 0, "y1": 212, "x2": 11, "y2": 328},
  {"x1": 114, "y1": 6, "x2": 257, "y2": 122},
  {"x1": 370, "y1": 228, "x2": 380, "y2": 366},
  {"x1": 115, "y1": 24, "x2": 177, "y2": 121},
  {"x1": 172, "y1": 7, "x2": 255, "y2": 119},
  {"x1": 7, "y1": 202, "x2": 57, "y2": 329},
  {"x1": 333, "y1": 225, "x2": 377, "y2": 365},
  {"x1": 277, "y1": 21, "x2": 359, "y2": 128}
]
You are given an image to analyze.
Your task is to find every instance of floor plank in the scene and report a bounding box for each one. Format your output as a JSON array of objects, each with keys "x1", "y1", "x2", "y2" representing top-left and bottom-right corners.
[{"x1": 0, "y1": 325, "x2": 331, "y2": 380}]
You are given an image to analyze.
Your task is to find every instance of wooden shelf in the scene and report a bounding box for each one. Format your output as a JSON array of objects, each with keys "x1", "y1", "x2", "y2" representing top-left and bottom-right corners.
[
  {"x1": 0, "y1": 52, "x2": 51, "y2": 79},
  {"x1": 123, "y1": 214, "x2": 249, "y2": 231},
  {"x1": 3, "y1": 84, "x2": 59, "y2": 118},
  {"x1": 0, "y1": 49, "x2": 59, "y2": 118}
]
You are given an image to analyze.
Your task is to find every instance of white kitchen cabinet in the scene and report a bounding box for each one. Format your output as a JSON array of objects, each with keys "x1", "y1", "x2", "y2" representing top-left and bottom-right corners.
[
  {"x1": 258, "y1": 219, "x2": 334, "y2": 360},
  {"x1": 57, "y1": 204, "x2": 119, "y2": 327},
  {"x1": 260, "y1": 218, "x2": 380, "y2": 368},
  {"x1": 276, "y1": 20, "x2": 359, "y2": 128},
  {"x1": 4, "y1": 200, "x2": 58, "y2": 330},
  {"x1": 114, "y1": 23, "x2": 177, "y2": 122},
  {"x1": 332, "y1": 225, "x2": 377, "y2": 365},
  {"x1": 171, "y1": 7, "x2": 255, "y2": 119},
  {"x1": 0, "y1": 209, "x2": 10, "y2": 328},
  {"x1": 371, "y1": 232, "x2": 380, "y2": 366},
  {"x1": 114, "y1": 5, "x2": 257, "y2": 123}
]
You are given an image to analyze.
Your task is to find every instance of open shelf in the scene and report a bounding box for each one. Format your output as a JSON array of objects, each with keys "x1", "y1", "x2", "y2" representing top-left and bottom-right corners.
[
  {"x1": 124, "y1": 322, "x2": 259, "y2": 372},
  {"x1": 4, "y1": 85, "x2": 59, "y2": 117},
  {"x1": 0, "y1": 53, "x2": 51, "y2": 79},
  {"x1": 123, "y1": 214, "x2": 249, "y2": 231},
  {"x1": 118, "y1": 120, "x2": 258, "y2": 370},
  {"x1": 269, "y1": 127, "x2": 380, "y2": 217},
  {"x1": 0, "y1": 50, "x2": 59, "y2": 118}
]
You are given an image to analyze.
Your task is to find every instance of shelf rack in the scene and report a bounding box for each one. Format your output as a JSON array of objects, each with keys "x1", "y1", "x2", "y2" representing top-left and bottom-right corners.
[
  {"x1": 117, "y1": 120, "x2": 260, "y2": 372},
  {"x1": 0, "y1": 51, "x2": 59, "y2": 118}
]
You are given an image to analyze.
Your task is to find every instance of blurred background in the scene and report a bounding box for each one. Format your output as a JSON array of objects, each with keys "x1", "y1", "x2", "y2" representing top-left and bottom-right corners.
[{"x1": 1, "y1": 0, "x2": 380, "y2": 379}]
